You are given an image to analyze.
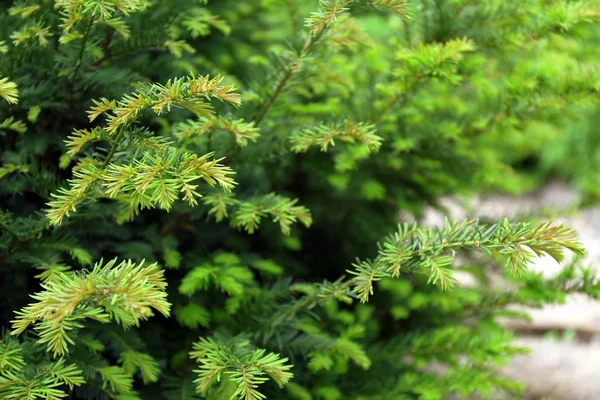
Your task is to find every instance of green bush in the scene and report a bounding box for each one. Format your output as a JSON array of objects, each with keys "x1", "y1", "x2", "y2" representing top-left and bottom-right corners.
[
  {"x1": 1, "y1": 1, "x2": 599, "y2": 399},
  {"x1": 534, "y1": 23, "x2": 600, "y2": 203}
]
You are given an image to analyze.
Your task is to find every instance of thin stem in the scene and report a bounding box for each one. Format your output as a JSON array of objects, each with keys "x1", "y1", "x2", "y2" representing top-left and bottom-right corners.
[
  {"x1": 280, "y1": 278, "x2": 355, "y2": 322},
  {"x1": 94, "y1": 29, "x2": 115, "y2": 67},
  {"x1": 102, "y1": 129, "x2": 126, "y2": 168},
  {"x1": 372, "y1": 75, "x2": 423, "y2": 124},
  {"x1": 68, "y1": 17, "x2": 95, "y2": 96},
  {"x1": 403, "y1": 16, "x2": 412, "y2": 48},
  {"x1": 253, "y1": 67, "x2": 293, "y2": 126},
  {"x1": 253, "y1": 25, "x2": 327, "y2": 126}
]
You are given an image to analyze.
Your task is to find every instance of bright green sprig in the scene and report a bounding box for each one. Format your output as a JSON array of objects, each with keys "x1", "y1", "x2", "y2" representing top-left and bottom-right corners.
[
  {"x1": 324, "y1": 16, "x2": 372, "y2": 51},
  {"x1": 55, "y1": 0, "x2": 149, "y2": 23},
  {"x1": 541, "y1": 1, "x2": 600, "y2": 33},
  {"x1": 350, "y1": 219, "x2": 584, "y2": 302},
  {"x1": 0, "y1": 117, "x2": 26, "y2": 134},
  {"x1": 255, "y1": 0, "x2": 373, "y2": 125},
  {"x1": 11, "y1": 258, "x2": 171, "y2": 356},
  {"x1": 0, "y1": 164, "x2": 28, "y2": 181},
  {"x1": 0, "y1": 333, "x2": 25, "y2": 373},
  {"x1": 46, "y1": 165, "x2": 102, "y2": 225},
  {"x1": 179, "y1": 262, "x2": 254, "y2": 297},
  {"x1": 118, "y1": 351, "x2": 160, "y2": 384},
  {"x1": 0, "y1": 77, "x2": 19, "y2": 104},
  {"x1": 48, "y1": 74, "x2": 241, "y2": 225},
  {"x1": 306, "y1": 0, "x2": 409, "y2": 37},
  {"x1": 164, "y1": 39, "x2": 195, "y2": 58},
  {"x1": 231, "y1": 193, "x2": 313, "y2": 235},
  {"x1": 64, "y1": 127, "x2": 108, "y2": 155},
  {"x1": 175, "y1": 303, "x2": 211, "y2": 329},
  {"x1": 89, "y1": 74, "x2": 241, "y2": 134},
  {"x1": 87, "y1": 98, "x2": 117, "y2": 121},
  {"x1": 290, "y1": 120, "x2": 382, "y2": 153},
  {"x1": 174, "y1": 116, "x2": 260, "y2": 147},
  {"x1": 202, "y1": 191, "x2": 238, "y2": 222},
  {"x1": 200, "y1": 192, "x2": 312, "y2": 235},
  {"x1": 0, "y1": 355, "x2": 85, "y2": 399},
  {"x1": 190, "y1": 336, "x2": 293, "y2": 400},
  {"x1": 306, "y1": 0, "x2": 352, "y2": 36},
  {"x1": 10, "y1": 22, "x2": 53, "y2": 47},
  {"x1": 395, "y1": 37, "x2": 476, "y2": 84},
  {"x1": 8, "y1": 4, "x2": 41, "y2": 18},
  {"x1": 103, "y1": 150, "x2": 236, "y2": 206},
  {"x1": 369, "y1": 0, "x2": 410, "y2": 17},
  {"x1": 182, "y1": 7, "x2": 231, "y2": 38},
  {"x1": 102, "y1": 16, "x2": 131, "y2": 38},
  {"x1": 66, "y1": 126, "x2": 176, "y2": 156},
  {"x1": 374, "y1": 37, "x2": 476, "y2": 122},
  {"x1": 96, "y1": 364, "x2": 134, "y2": 394}
]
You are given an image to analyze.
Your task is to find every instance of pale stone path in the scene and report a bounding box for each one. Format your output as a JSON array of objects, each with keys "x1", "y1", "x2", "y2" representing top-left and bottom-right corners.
[
  {"x1": 500, "y1": 337, "x2": 600, "y2": 400},
  {"x1": 420, "y1": 181, "x2": 600, "y2": 399}
]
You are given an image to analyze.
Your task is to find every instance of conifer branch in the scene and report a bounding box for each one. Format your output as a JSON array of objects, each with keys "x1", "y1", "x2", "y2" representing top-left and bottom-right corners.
[
  {"x1": 48, "y1": 74, "x2": 242, "y2": 225},
  {"x1": 46, "y1": 167, "x2": 101, "y2": 225},
  {"x1": 0, "y1": 77, "x2": 19, "y2": 104},
  {"x1": 93, "y1": 74, "x2": 241, "y2": 134},
  {"x1": 369, "y1": 0, "x2": 410, "y2": 17},
  {"x1": 230, "y1": 193, "x2": 313, "y2": 235},
  {"x1": 101, "y1": 129, "x2": 126, "y2": 167},
  {"x1": 268, "y1": 279, "x2": 355, "y2": 328},
  {"x1": 201, "y1": 191, "x2": 238, "y2": 222},
  {"x1": 174, "y1": 116, "x2": 260, "y2": 147},
  {"x1": 290, "y1": 120, "x2": 382, "y2": 153},
  {"x1": 0, "y1": 333, "x2": 85, "y2": 399},
  {"x1": 349, "y1": 219, "x2": 584, "y2": 302},
  {"x1": 190, "y1": 336, "x2": 293, "y2": 400},
  {"x1": 118, "y1": 350, "x2": 160, "y2": 384},
  {"x1": 540, "y1": 1, "x2": 600, "y2": 34},
  {"x1": 10, "y1": 23, "x2": 53, "y2": 47},
  {"x1": 254, "y1": 0, "x2": 349, "y2": 125},
  {"x1": 68, "y1": 15, "x2": 95, "y2": 96},
  {"x1": 373, "y1": 38, "x2": 475, "y2": 122},
  {"x1": 179, "y1": 261, "x2": 254, "y2": 298},
  {"x1": 11, "y1": 258, "x2": 171, "y2": 356},
  {"x1": 65, "y1": 127, "x2": 107, "y2": 156},
  {"x1": 3, "y1": 2, "x2": 600, "y2": 399},
  {"x1": 195, "y1": 192, "x2": 313, "y2": 235},
  {"x1": 253, "y1": 60, "x2": 297, "y2": 127},
  {"x1": 254, "y1": 0, "x2": 410, "y2": 125},
  {"x1": 0, "y1": 333, "x2": 25, "y2": 373},
  {"x1": 0, "y1": 117, "x2": 26, "y2": 134},
  {"x1": 55, "y1": 0, "x2": 149, "y2": 23}
]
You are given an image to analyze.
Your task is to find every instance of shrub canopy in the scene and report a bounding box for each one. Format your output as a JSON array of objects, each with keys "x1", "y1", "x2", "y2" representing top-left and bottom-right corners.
[{"x1": 1, "y1": 1, "x2": 599, "y2": 399}]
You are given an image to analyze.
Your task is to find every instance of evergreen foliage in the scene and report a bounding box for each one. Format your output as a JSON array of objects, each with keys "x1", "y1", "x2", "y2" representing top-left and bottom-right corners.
[{"x1": 1, "y1": 0, "x2": 600, "y2": 399}]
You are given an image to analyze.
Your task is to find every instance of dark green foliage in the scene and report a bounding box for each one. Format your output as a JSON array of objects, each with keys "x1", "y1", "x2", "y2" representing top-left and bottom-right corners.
[{"x1": 1, "y1": 0, "x2": 600, "y2": 399}]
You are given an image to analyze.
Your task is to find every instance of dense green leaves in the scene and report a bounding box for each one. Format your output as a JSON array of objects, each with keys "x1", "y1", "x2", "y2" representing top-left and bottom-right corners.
[
  {"x1": 2, "y1": 0, "x2": 600, "y2": 399},
  {"x1": 0, "y1": 332, "x2": 86, "y2": 399},
  {"x1": 46, "y1": 75, "x2": 241, "y2": 225},
  {"x1": 11, "y1": 258, "x2": 170, "y2": 356},
  {"x1": 190, "y1": 336, "x2": 293, "y2": 400}
]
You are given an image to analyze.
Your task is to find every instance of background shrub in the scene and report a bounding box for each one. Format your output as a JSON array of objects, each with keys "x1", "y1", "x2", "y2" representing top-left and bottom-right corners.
[{"x1": 1, "y1": 1, "x2": 600, "y2": 399}]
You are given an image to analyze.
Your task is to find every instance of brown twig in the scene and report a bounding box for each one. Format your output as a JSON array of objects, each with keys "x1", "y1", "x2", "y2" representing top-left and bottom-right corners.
[{"x1": 94, "y1": 30, "x2": 115, "y2": 67}]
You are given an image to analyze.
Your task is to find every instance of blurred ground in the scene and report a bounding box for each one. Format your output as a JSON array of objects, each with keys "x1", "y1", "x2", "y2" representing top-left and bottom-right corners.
[{"x1": 421, "y1": 181, "x2": 600, "y2": 400}]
